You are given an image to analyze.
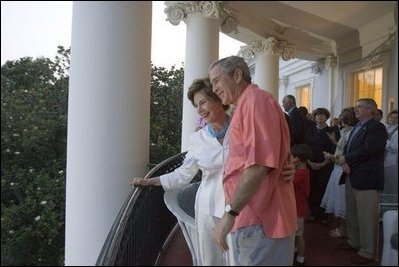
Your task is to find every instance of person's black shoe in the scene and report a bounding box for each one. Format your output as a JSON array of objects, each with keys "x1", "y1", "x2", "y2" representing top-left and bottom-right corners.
[
  {"x1": 306, "y1": 216, "x2": 317, "y2": 223},
  {"x1": 337, "y1": 242, "x2": 357, "y2": 252},
  {"x1": 350, "y1": 254, "x2": 374, "y2": 265},
  {"x1": 293, "y1": 259, "x2": 306, "y2": 266}
]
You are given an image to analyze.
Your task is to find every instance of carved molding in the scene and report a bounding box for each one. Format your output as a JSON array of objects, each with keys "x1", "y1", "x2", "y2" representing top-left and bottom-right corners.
[
  {"x1": 310, "y1": 55, "x2": 337, "y2": 74},
  {"x1": 325, "y1": 55, "x2": 337, "y2": 69},
  {"x1": 361, "y1": 32, "x2": 395, "y2": 67},
  {"x1": 311, "y1": 63, "x2": 321, "y2": 74},
  {"x1": 279, "y1": 40, "x2": 296, "y2": 61},
  {"x1": 219, "y1": 9, "x2": 239, "y2": 34},
  {"x1": 164, "y1": 1, "x2": 239, "y2": 33},
  {"x1": 311, "y1": 59, "x2": 325, "y2": 74},
  {"x1": 238, "y1": 37, "x2": 295, "y2": 61}
]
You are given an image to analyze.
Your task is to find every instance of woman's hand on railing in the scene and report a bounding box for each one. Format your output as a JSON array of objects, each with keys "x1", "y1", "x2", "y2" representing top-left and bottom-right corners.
[{"x1": 129, "y1": 177, "x2": 161, "y2": 187}]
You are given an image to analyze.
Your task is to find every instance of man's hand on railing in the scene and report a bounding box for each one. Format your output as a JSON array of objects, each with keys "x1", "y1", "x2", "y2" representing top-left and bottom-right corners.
[{"x1": 130, "y1": 177, "x2": 161, "y2": 187}]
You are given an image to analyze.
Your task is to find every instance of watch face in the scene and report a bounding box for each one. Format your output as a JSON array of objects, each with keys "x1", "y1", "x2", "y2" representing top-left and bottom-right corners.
[
  {"x1": 225, "y1": 204, "x2": 231, "y2": 212},
  {"x1": 225, "y1": 204, "x2": 239, "y2": 216}
]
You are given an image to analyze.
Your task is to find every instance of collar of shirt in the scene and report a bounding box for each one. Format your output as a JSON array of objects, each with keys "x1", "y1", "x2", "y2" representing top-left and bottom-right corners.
[{"x1": 287, "y1": 106, "x2": 295, "y2": 115}]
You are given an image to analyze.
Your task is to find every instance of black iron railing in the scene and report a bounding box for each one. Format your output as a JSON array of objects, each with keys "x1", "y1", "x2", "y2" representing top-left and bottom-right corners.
[{"x1": 96, "y1": 152, "x2": 187, "y2": 266}]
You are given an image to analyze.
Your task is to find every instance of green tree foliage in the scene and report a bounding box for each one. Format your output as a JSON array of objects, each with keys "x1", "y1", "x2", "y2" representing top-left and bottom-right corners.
[
  {"x1": 1, "y1": 47, "x2": 184, "y2": 265},
  {"x1": 1, "y1": 46, "x2": 70, "y2": 266},
  {"x1": 149, "y1": 65, "x2": 184, "y2": 164}
]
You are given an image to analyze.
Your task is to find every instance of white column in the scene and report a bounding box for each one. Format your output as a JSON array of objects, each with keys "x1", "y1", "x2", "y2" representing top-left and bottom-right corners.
[
  {"x1": 325, "y1": 55, "x2": 338, "y2": 115},
  {"x1": 165, "y1": 1, "x2": 238, "y2": 151},
  {"x1": 182, "y1": 15, "x2": 218, "y2": 151},
  {"x1": 239, "y1": 37, "x2": 295, "y2": 99},
  {"x1": 254, "y1": 53, "x2": 279, "y2": 97},
  {"x1": 65, "y1": 2, "x2": 152, "y2": 265}
]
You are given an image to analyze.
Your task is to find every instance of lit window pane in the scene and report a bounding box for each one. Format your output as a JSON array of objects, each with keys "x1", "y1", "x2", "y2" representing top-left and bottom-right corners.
[{"x1": 352, "y1": 67, "x2": 382, "y2": 108}]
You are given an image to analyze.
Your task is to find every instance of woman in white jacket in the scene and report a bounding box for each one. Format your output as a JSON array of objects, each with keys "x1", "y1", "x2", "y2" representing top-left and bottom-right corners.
[{"x1": 131, "y1": 78, "x2": 230, "y2": 265}]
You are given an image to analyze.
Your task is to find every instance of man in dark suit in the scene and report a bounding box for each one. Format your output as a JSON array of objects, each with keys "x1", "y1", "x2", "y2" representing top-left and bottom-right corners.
[
  {"x1": 337, "y1": 98, "x2": 387, "y2": 264},
  {"x1": 282, "y1": 95, "x2": 306, "y2": 146}
]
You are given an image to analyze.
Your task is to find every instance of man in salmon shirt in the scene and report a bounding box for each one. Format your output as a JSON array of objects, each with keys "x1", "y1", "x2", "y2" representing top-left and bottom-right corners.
[{"x1": 210, "y1": 56, "x2": 297, "y2": 266}]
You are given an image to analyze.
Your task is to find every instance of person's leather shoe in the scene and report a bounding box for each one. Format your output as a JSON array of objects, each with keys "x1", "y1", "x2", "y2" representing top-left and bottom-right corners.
[
  {"x1": 293, "y1": 259, "x2": 306, "y2": 266},
  {"x1": 329, "y1": 228, "x2": 344, "y2": 238},
  {"x1": 338, "y1": 242, "x2": 357, "y2": 251},
  {"x1": 350, "y1": 254, "x2": 374, "y2": 265}
]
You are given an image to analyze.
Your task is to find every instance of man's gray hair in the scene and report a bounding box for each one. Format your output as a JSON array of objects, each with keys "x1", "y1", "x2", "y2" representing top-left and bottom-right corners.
[
  {"x1": 357, "y1": 98, "x2": 378, "y2": 113},
  {"x1": 209, "y1": 56, "x2": 252, "y2": 83},
  {"x1": 284, "y1": 94, "x2": 296, "y2": 105}
]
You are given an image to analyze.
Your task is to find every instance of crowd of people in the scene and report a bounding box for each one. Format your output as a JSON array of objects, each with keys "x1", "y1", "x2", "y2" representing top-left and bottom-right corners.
[{"x1": 130, "y1": 56, "x2": 398, "y2": 266}]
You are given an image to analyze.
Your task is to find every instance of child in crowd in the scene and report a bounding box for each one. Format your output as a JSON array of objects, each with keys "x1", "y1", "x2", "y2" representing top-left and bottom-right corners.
[{"x1": 291, "y1": 144, "x2": 312, "y2": 266}]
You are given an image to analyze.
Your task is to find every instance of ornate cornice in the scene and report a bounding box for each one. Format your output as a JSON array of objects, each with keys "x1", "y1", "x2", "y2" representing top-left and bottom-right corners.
[
  {"x1": 239, "y1": 37, "x2": 295, "y2": 61},
  {"x1": 164, "y1": 1, "x2": 239, "y2": 33},
  {"x1": 310, "y1": 55, "x2": 337, "y2": 74},
  {"x1": 361, "y1": 32, "x2": 395, "y2": 68},
  {"x1": 311, "y1": 59, "x2": 324, "y2": 74},
  {"x1": 219, "y1": 7, "x2": 239, "y2": 34},
  {"x1": 325, "y1": 55, "x2": 337, "y2": 69}
]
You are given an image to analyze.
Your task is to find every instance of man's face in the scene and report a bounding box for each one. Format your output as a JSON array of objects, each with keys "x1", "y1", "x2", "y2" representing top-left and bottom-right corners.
[
  {"x1": 354, "y1": 101, "x2": 372, "y2": 120},
  {"x1": 209, "y1": 65, "x2": 238, "y2": 105},
  {"x1": 282, "y1": 97, "x2": 291, "y2": 112}
]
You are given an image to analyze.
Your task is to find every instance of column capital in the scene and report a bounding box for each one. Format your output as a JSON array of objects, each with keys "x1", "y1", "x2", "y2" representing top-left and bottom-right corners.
[
  {"x1": 311, "y1": 62, "x2": 321, "y2": 74},
  {"x1": 239, "y1": 37, "x2": 295, "y2": 61},
  {"x1": 325, "y1": 55, "x2": 337, "y2": 69},
  {"x1": 164, "y1": 1, "x2": 239, "y2": 33},
  {"x1": 311, "y1": 55, "x2": 337, "y2": 74}
]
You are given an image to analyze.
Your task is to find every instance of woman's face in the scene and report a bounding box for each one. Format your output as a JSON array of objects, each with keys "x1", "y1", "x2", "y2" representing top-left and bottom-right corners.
[
  {"x1": 193, "y1": 91, "x2": 224, "y2": 125},
  {"x1": 330, "y1": 118, "x2": 339, "y2": 126},
  {"x1": 388, "y1": 113, "x2": 398, "y2": 125},
  {"x1": 315, "y1": 113, "x2": 328, "y2": 124}
]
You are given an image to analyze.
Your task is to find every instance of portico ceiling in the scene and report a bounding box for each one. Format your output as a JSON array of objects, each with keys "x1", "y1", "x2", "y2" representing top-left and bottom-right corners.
[{"x1": 225, "y1": 1, "x2": 397, "y2": 62}]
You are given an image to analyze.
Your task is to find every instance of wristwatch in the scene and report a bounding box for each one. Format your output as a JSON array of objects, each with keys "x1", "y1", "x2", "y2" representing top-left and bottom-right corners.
[{"x1": 225, "y1": 204, "x2": 239, "y2": 217}]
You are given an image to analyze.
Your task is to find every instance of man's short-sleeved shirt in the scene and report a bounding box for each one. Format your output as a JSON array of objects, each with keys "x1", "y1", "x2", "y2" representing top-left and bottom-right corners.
[{"x1": 223, "y1": 84, "x2": 297, "y2": 238}]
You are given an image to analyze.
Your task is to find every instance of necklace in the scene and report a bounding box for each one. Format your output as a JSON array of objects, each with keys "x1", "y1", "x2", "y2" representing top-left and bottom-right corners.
[{"x1": 206, "y1": 116, "x2": 230, "y2": 139}]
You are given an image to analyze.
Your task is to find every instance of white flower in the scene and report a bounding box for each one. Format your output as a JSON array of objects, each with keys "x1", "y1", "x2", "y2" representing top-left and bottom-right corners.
[
  {"x1": 9, "y1": 230, "x2": 14, "y2": 234},
  {"x1": 6, "y1": 149, "x2": 10, "y2": 153},
  {"x1": 35, "y1": 216, "x2": 41, "y2": 221},
  {"x1": 40, "y1": 201, "x2": 47, "y2": 205},
  {"x1": 12, "y1": 133, "x2": 20, "y2": 137},
  {"x1": 29, "y1": 169, "x2": 34, "y2": 173},
  {"x1": 14, "y1": 151, "x2": 20, "y2": 155},
  {"x1": 58, "y1": 170, "x2": 64, "y2": 174},
  {"x1": 37, "y1": 187, "x2": 41, "y2": 190},
  {"x1": 10, "y1": 182, "x2": 14, "y2": 186}
]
